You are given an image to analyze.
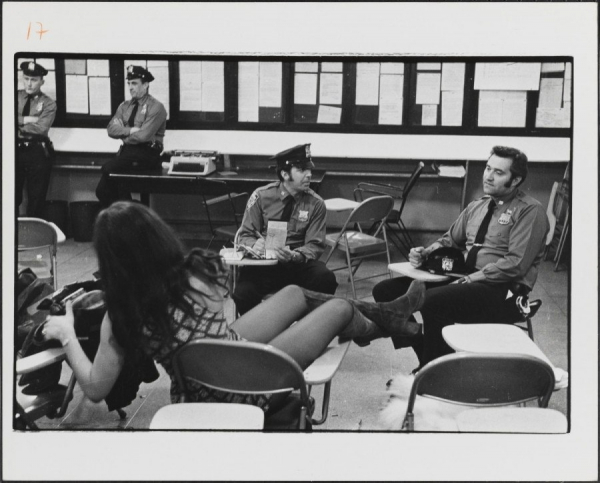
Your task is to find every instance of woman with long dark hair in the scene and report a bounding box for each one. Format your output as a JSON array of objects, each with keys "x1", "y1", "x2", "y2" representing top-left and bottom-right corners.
[{"x1": 43, "y1": 201, "x2": 424, "y2": 412}]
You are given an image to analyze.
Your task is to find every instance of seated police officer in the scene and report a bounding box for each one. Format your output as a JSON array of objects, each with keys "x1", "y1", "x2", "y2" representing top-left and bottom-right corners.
[
  {"x1": 371, "y1": 146, "x2": 550, "y2": 370},
  {"x1": 17, "y1": 61, "x2": 57, "y2": 218},
  {"x1": 96, "y1": 65, "x2": 167, "y2": 208},
  {"x1": 232, "y1": 144, "x2": 338, "y2": 315}
]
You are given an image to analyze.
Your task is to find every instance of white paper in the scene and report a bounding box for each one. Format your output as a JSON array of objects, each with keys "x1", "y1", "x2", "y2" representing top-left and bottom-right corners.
[
  {"x1": 259, "y1": 62, "x2": 282, "y2": 107},
  {"x1": 317, "y1": 105, "x2": 342, "y2": 124},
  {"x1": 320, "y1": 73, "x2": 343, "y2": 105},
  {"x1": 35, "y1": 58, "x2": 55, "y2": 70},
  {"x1": 441, "y1": 90, "x2": 464, "y2": 126},
  {"x1": 478, "y1": 90, "x2": 527, "y2": 127},
  {"x1": 150, "y1": 66, "x2": 170, "y2": 119},
  {"x1": 295, "y1": 62, "x2": 318, "y2": 72},
  {"x1": 88, "y1": 77, "x2": 111, "y2": 115},
  {"x1": 355, "y1": 63, "x2": 380, "y2": 106},
  {"x1": 441, "y1": 63, "x2": 465, "y2": 91},
  {"x1": 179, "y1": 61, "x2": 203, "y2": 111},
  {"x1": 438, "y1": 165, "x2": 466, "y2": 178},
  {"x1": 238, "y1": 62, "x2": 259, "y2": 122},
  {"x1": 378, "y1": 74, "x2": 403, "y2": 125},
  {"x1": 563, "y1": 78, "x2": 572, "y2": 102},
  {"x1": 65, "y1": 75, "x2": 89, "y2": 113},
  {"x1": 538, "y1": 78, "x2": 564, "y2": 109},
  {"x1": 201, "y1": 61, "x2": 225, "y2": 112},
  {"x1": 294, "y1": 73, "x2": 318, "y2": 104},
  {"x1": 536, "y1": 107, "x2": 570, "y2": 128},
  {"x1": 380, "y1": 63, "x2": 404, "y2": 74},
  {"x1": 87, "y1": 59, "x2": 109, "y2": 77},
  {"x1": 541, "y1": 62, "x2": 565, "y2": 73},
  {"x1": 147, "y1": 60, "x2": 168, "y2": 67},
  {"x1": 65, "y1": 59, "x2": 86, "y2": 75},
  {"x1": 417, "y1": 62, "x2": 441, "y2": 70},
  {"x1": 416, "y1": 73, "x2": 441, "y2": 104},
  {"x1": 421, "y1": 104, "x2": 437, "y2": 125},
  {"x1": 43, "y1": 71, "x2": 57, "y2": 101},
  {"x1": 265, "y1": 221, "x2": 288, "y2": 259},
  {"x1": 321, "y1": 62, "x2": 343, "y2": 72},
  {"x1": 474, "y1": 62, "x2": 542, "y2": 91},
  {"x1": 565, "y1": 62, "x2": 572, "y2": 80}
]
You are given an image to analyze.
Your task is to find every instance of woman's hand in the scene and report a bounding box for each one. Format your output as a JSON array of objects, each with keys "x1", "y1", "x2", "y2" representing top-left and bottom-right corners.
[{"x1": 43, "y1": 301, "x2": 77, "y2": 346}]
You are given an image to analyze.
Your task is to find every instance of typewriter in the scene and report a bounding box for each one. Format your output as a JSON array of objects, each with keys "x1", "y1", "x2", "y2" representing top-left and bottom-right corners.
[{"x1": 167, "y1": 150, "x2": 218, "y2": 176}]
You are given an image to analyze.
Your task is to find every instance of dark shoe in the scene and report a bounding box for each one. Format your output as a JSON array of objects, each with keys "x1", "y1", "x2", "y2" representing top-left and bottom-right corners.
[{"x1": 376, "y1": 280, "x2": 426, "y2": 336}]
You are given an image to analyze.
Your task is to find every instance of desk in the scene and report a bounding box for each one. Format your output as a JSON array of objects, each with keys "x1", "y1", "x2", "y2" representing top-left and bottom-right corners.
[
  {"x1": 388, "y1": 262, "x2": 451, "y2": 282},
  {"x1": 110, "y1": 168, "x2": 326, "y2": 206}
]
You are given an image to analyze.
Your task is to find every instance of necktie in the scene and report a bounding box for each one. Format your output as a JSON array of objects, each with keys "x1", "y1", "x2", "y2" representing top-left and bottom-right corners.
[
  {"x1": 464, "y1": 199, "x2": 496, "y2": 272},
  {"x1": 22, "y1": 94, "x2": 32, "y2": 116},
  {"x1": 127, "y1": 100, "x2": 139, "y2": 127},
  {"x1": 281, "y1": 196, "x2": 295, "y2": 222}
]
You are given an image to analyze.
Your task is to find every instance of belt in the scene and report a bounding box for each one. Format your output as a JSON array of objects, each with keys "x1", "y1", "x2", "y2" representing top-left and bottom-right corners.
[
  {"x1": 129, "y1": 141, "x2": 163, "y2": 151},
  {"x1": 18, "y1": 140, "x2": 51, "y2": 149}
]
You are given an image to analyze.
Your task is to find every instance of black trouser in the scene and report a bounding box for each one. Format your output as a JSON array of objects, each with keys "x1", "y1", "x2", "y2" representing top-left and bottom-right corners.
[
  {"x1": 16, "y1": 144, "x2": 53, "y2": 218},
  {"x1": 96, "y1": 144, "x2": 161, "y2": 208},
  {"x1": 233, "y1": 260, "x2": 338, "y2": 315},
  {"x1": 373, "y1": 277, "x2": 512, "y2": 366}
]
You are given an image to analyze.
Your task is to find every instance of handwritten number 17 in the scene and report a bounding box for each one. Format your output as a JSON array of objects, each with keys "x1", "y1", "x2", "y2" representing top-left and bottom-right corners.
[{"x1": 26, "y1": 22, "x2": 49, "y2": 40}]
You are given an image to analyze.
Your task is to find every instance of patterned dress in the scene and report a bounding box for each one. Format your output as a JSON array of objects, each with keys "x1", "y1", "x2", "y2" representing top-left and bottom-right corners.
[{"x1": 140, "y1": 292, "x2": 271, "y2": 411}]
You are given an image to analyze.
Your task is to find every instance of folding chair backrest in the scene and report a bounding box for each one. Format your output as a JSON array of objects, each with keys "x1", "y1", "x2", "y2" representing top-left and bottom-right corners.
[
  {"x1": 396, "y1": 161, "x2": 424, "y2": 215},
  {"x1": 18, "y1": 218, "x2": 57, "y2": 252},
  {"x1": 342, "y1": 195, "x2": 394, "y2": 232},
  {"x1": 173, "y1": 339, "x2": 309, "y2": 398}
]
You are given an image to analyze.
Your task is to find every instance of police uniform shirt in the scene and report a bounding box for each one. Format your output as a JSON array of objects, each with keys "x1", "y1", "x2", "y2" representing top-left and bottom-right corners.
[
  {"x1": 238, "y1": 181, "x2": 327, "y2": 260},
  {"x1": 17, "y1": 90, "x2": 57, "y2": 139},
  {"x1": 107, "y1": 93, "x2": 166, "y2": 145},
  {"x1": 437, "y1": 189, "x2": 549, "y2": 289}
]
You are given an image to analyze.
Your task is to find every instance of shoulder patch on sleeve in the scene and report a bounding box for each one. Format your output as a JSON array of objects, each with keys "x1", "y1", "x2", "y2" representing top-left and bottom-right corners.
[{"x1": 246, "y1": 191, "x2": 259, "y2": 211}]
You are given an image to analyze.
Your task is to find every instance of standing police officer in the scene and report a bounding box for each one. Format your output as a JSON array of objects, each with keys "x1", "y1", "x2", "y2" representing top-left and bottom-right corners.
[
  {"x1": 17, "y1": 61, "x2": 57, "y2": 218},
  {"x1": 96, "y1": 65, "x2": 167, "y2": 208},
  {"x1": 233, "y1": 144, "x2": 338, "y2": 314}
]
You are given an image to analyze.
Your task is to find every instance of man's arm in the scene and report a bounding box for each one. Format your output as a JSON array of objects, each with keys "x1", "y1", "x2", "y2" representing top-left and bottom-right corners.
[
  {"x1": 18, "y1": 98, "x2": 56, "y2": 137},
  {"x1": 123, "y1": 102, "x2": 166, "y2": 144},
  {"x1": 295, "y1": 199, "x2": 327, "y2": 260},
  {"x1": 107, "y1": 103, "x2": 130, "y2": 139}
]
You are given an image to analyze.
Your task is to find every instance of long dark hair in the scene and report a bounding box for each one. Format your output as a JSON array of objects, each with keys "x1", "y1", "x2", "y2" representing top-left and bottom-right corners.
[{"x1": 93, "y1": 201, "x2": 228, "y2": 359}]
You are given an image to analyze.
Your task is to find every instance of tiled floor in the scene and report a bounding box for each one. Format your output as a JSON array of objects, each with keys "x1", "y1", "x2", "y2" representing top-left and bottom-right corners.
[{"x1": 21, "y1": 236, "x2": 569, "y2": 431}]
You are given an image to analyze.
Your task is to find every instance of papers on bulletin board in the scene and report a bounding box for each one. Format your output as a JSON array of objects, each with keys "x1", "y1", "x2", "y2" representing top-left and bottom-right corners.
[
  {"x1": 422, "y1": 105, "x2": 437, "y2": 126},
  {"x1": 563, "y1": 78, "x2": 571, "y2": 102},
  {"x1": 238, "y1": 62, "x2": 259, "y2": 122},
  {"x1": 474, "y1": 62, "x2": 541, "y2": 91},
  {"x1": 478, "y1": 90, "x2": 527, "y2": 127},
  {"x1": 294, "y1": 73, "x2": 318, "y2": 104},
  {"x1": 441, "y1": 90, "x2": 464, "y2": 126},
  {"x1": 378, "y1": 74, "x2": 404, "y2": 125},
  {"x1": 355, "y1": 63, "x2": 380, "y2": 106},
  {"x1": 536, "y1": 107, "x2": 570, "y2": 128},
  {"x1": 43, "y1": 72, "x2": 57, "y2": 101},
  {"x1": 441, "y1": 63, "x2": 465, "y2": 91},
  {"x1": 87, "y1": 59, "x2": 109, "y2": 77},
  {"x1": 88, "y1": 77, "x2": 111, "y2": 115},
  {"x1": 416, "y1": 73, "x2": 441, "y2": 105},
  {"x1": 321, "y1": 62, "x2": 343, "y2": 72},
  {"x1": 150, "y1": 66, "x2": 170, "y2": 119},
  {"x1": 65, "y1": 59, "x2": 86, "y2": 75},
  {"x1": 295, "y1": 62, "x2": 318, "y2": 73},
  {"x1": 259, "y1": 62, "x2": 282, "y2": 108},
  {"x1": 380, "y1": 63, "x2": 404, "y2": 74},
  {"x1": 541, "y1": 62, "x2": 565, "y2": 73},
  {"x1": 66, "y1": 75, "x2": 89, "y2": 113},
  {"x1": 179, "y1": 61, "x2": 202, "y2": 111},
  {"x1": 201, "y1": 61, "x2": 225, "y2": 112},
  {"x1": 417, "y1": 63, "x2": 441, "y2": 71},
  {"x1": 565, "y1": 62, "x2": 572, "y2": 80},
  {"x1": 317, "y1": 105, "x2": 342, "y2": 124},
  {"x1": 320, "y1": 73, "x2": 343, "y2": 105},
  {"x1": 538, "y1": 78, "x2": 564, "y2": 109}
]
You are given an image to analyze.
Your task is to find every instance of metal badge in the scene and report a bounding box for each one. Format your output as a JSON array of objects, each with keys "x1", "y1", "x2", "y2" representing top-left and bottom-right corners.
[
  {"x1": 29, "y1": 62, "x2": 35, "y2": 70},
  {"x1": 36, "y1": 102, "x2": 43, "y2": 112},
  {"x1": 498, "y1": 212, "x2": 511, "y2": 225},
  {"x1": 141, "y1": 104, "x2": 147, "y2": 115},
  {"x1": 298, "y1": 210, "x2": 309, "y2": 222},
  {"x1": 305, "y1": 144, "x2": 311, "y2": 157},
  {"x1": 246, "y1": 192, "x2": 259, "y2": 210},
  {"x1": 442, "y1": 257, "x2": 454, "y2": 272}
]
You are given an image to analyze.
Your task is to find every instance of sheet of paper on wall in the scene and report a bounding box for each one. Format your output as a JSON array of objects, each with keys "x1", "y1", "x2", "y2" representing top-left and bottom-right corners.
[
  {"x1": 321, "y1": 62, "x2": 343, "y2": 72},
  {"x1": 295, "y1": 62, "x2": 319, "y2": 73},
  {"x1": 179, "y1": 61, "x2": 203, "y2": 111},
  {"x1": 147, "y1": 60, "x2": 168, "y2": 68},
  {"x1": 265, "y1": 221, "x2": 288, "y2": 259},
  {"x1": 89, "y1": 77, "x2": 112, "y2": 115},
  {"x1": 478, "y1": 90, "x2": 527, "y2": 127},
  {"x1": 238, "y1": 62, "x2": 259, "y2": 122},
  {"x1": 437, "y1": 165, "x2": 466, "y2": 178},
  {"x1": 294, "y1": 73, "x2": 318, "y2": 104},
  {"x1": 317, "y1": 105, "x2": 342, "y2": 124},
  {"x1": 441, "y1": 63, "x2": 465, "y2": 91},
  {"x1": 565, "y1": 63, "x2": 572, "y2": 80},
  {"x1": 65, "y1": 59, "x2": 86, "y2": 75},
  {"x1": 150, "y1": 66, "x2": 171, "y2": 119},
  {"x1": 379, "y1": 74, "x2": 404, "y2": 125},
  {"x1": 35, "y1": 58, "x2": 55, "y2": 70},
  {"x1": 87, "y1": 59, "x2": 109, "y2": 77},
  {"x1": 538, "y1": 78, "x2": 564, "y2": 109},
  {"x1": 355, "y1": 63, "x2": 380, "y2": 105},
  {"x1": 201, "y1": 62, "x2": 225, "y2": 112},
  {"x1": 66, "y1": 75, "x2": 89, "y2": 114},
  {"x1": 474, "y1": 62, "x2": 541, "y2": 91},
  {"x1": 417, "y1": 63, "x2": 441, "y2": 71},
  {"x1": 541, "y1": 62, "x2": 565, "y2": 73},
  {"x1": 441, "y1": 90, "x2": 464, "y2": 126},
  {"x1": 536, "y1": 107, "x2": 570, "y2": 128},
  {"x1": 563, "y1": 78, "x2": 572, "y2": 102},
  {"x1": 320, "y1": 73, "x2": 343, "y2": 105},
  {"x1": 43, "y1": 72, "x2": 57, "y2": 101},
  {"x1": 259, "y1": 62, "x2": 282, "y2": 108},
  {"x1": 416, "y1": 73, "x2": 441, "y2": 105},
  {"x1": 380, "y1": 63, "x2": 404, "y2": 75},
  {"x1": 421, "y1": 105, "x2": 437, "y2": 126}
]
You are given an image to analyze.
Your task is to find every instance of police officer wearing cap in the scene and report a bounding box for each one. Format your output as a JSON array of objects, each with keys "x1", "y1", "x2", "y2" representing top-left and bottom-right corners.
[
  {"x1": 17, "y1": 61, "x2": 57, "y2": 218},
  {"x1": 96, "y1": 65, "x2": 167, "y2": 208},
  {"x1": 233, "y1": 144, "x2": 338, "y2": 315},
  {"x1": 372, "y1": 146, "x2": 550, "y2": 369}
]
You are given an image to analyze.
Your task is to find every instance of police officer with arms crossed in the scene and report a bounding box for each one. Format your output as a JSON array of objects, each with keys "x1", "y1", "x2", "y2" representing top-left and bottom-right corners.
[
  {"x1": 233, "y1": 144, "x2": 338, "y2": 315},
  {"x1": 96, "y1": 65, "x2": 167, "y2": 208},
  {"x1": 16, "y1": 61, "x2": 57, "y2": 218},
  {"x1": 371, "y1": 146, "x2": 550, "y2": 369}
]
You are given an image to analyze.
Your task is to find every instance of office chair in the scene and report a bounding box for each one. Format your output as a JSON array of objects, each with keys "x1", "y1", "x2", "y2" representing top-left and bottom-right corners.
[
  {"x1": 402, "y1": 352, "x2": 557, "y2": 431},
  {"x1": 324, "y1": 195, "x2": 394, "y2": 298},
  {"x1": 18, "y1": 217, "x2": 59, "y2": 290},
  {"x1": 150, "y1": 402, "x2": 265, "y2": 430}
]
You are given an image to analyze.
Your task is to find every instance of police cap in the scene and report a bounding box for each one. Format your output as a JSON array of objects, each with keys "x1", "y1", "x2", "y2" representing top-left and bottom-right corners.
[
  {"x1": 20, "y1": 61, "x2": 48, "y2": 77},
  {"x1": 423, "y1": 247, "x2": 468, "y2": 275},
  {"x1": 126, "y1": 65, "x2": 155, "y2": 83},
  {"x1": 272, "y1": 144, "x2": 315, "y2": 171}
]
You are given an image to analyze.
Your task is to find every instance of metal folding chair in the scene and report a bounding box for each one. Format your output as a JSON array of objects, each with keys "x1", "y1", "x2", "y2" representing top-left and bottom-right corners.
[{"x1": 18, "y1": 217, "x2": 59, "y2": 290}]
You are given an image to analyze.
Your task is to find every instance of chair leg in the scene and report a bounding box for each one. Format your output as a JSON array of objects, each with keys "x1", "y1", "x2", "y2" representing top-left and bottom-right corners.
[
  {"x1": 345, "y1": 248, "x2": 357, "y2": 298},
  {"x1": 310, "y1": 381, "x2": 332, "y2": 426}
]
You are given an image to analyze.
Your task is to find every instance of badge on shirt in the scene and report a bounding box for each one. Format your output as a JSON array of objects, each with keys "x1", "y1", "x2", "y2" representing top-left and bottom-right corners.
[
  {"x1": 246, "y1": 192, "x2": 259, "y2": 211},
  {"x1": 298, "y1": 210, "x2": 309, "y2": 222},
  {"x1": 498, "y1": 210, "x2": 512, "y2": 225},
  {"x1": 141, "y1": 104, "x2": 147, "y2": 115},
  {"x1": 36, "y1": 102, "x2": 43, "y2": 112}
]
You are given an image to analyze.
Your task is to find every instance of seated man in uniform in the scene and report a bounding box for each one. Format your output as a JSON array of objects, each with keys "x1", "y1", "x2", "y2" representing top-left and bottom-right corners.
[
  {"x1": 371, "y1": 146, "x2": 550, "y2": 370},
  {"x1": 96, "y1": 65, "x2": 167, "y2": 208},
  {"x1": 233, "y1": 144, "x2": 338, "y2": 315}
]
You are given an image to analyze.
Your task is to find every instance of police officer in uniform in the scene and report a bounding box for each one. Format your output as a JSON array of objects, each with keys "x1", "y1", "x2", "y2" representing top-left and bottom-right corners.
[
  {"x1": 372, "y1": 146, "x2": 550, "y2": 368},
  {"x1": 96, "y1": 65, "x2": 167, "y2": 208},
  {"x1": 17, "y1": 61, "x2": 57, "y2": 218},
  {"x1": 233, "y1": 144, "x2": 338, "y2": 315}
]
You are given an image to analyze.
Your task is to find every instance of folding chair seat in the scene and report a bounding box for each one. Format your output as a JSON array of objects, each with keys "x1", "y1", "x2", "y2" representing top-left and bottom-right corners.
[
  {"x1": 18, "y1": 217, "x2": 61, "y2": 290},
  {"x1": 150, "y1": 402, "x2": 264, "y2": 430}
]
